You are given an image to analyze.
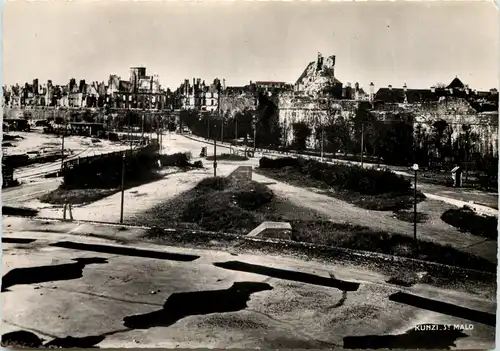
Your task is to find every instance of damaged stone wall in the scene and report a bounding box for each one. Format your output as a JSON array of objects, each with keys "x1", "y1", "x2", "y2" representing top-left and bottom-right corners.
[
  {"x1": 277, "y1": 93, "x2": 358, "y2": 147},
  {"x1": 373, "y1": 97, "x2": 498, "y2": 157},
  {"x1": 219, "y1": 93, "x2": 256, "y2": 117}
]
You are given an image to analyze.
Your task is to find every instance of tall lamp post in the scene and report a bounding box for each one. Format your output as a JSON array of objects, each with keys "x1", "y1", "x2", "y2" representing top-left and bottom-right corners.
[
  {"x1": 412, "y1": 163, "x2": 419, "y2": 251},
  {"x1": 60, "y1": 110, "x2": 67, "y2": 171},
  {"x1": 120, "y1": 153, "x2": 126, "y2": 224},
  {"x1": 360, "y1": 122, "x2": 365, "y2": 168},
  {"x1": 213, "y1": 82, "x2": 222, "y2": 176},
  {"x1": 252, "y1": 89, "x2": 258, "y2": 154},
  {"x1": 320, "y1": 115, "x2": 324, "y2": 162}
]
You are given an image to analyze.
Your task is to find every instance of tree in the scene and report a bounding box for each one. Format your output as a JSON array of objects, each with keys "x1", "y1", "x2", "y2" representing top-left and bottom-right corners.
[
  {"x1": 292, "y1": 122, "x2": 311, "y2": 150},
  {"x1": 435, "y1": 83, "x2": 447, "y2": 89},
  {"x1": 317, "y1": 116, "x2": 352, "y2": 156},
  {"x1": 378, "y1": 112, "x2": 415, "y2": 165},
  {"x1": 255, "y1": 93, "x2": 281, "y2": 147},
  {"x1": 431, "y1": 119, "x2": 453, "y2": 163},
  {"x1": 414, "y1": 123, "x2": 430, "y2": 166}
]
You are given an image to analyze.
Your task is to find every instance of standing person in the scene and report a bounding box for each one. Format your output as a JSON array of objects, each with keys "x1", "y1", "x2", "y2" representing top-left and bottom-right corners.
[{"x1": 451, "y1": 164, "x2": 462, "y2": 188}]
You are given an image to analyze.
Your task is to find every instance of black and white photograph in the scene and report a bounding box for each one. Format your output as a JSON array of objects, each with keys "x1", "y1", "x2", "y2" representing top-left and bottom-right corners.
[{"x1": 1, "y1": 0, "x2": 498, "y2": 349}]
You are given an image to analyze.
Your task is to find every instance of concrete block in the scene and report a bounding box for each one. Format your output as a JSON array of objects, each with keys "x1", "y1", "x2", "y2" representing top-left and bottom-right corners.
[
  {"x1": 227, "y1": 166, "x2": 252, "y2": 183},
  {"x1": 247, "y1": 221, "x2": 292, "y2": 240}
]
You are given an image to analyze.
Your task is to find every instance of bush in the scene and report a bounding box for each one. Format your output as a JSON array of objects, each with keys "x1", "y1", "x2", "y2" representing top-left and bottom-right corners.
[
  {"x1": 63, "y1": 146, "x2": 160, "y2": 189},
  {"x1": 232, "y1": 182, "x2": 274, "y2": 210},
  {"x1": 192, "y1": 160, "x2": 204, "y2": 168},
  {"x1": 259, "y1": 157, "x2": 411, "y2": 195},
  {"x1": 441, "y1": 207, "x2": 498, "y2": 240},
  {"x1": 206, "y1": 154, "x2": 249, "y2": 161},
  {"x1": 259, "y1": 157, "x2": 300, "y2": 169},
  {"x1": 159, "y1": 152, "x2": 191, "y2": 168}
]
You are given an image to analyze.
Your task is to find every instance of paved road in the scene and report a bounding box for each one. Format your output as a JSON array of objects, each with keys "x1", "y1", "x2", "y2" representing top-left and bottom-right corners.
[
  {"x1": 3, "y1": 133, "x2": 496, "y2": 216},
  {"x1": 2, "y1": 179, "x2": 61, "y2": 206},
  {"x1": 2, "y1": 136, "x2": 147, "y2": 206},
  {"x1": 1, "y1": 218, "x2": 496, "y2": 349}
]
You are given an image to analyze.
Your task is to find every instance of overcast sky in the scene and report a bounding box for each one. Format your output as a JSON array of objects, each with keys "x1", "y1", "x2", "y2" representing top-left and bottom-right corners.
[{"x1": 3, "y1": 1, "x2": 498, "y2": 91}]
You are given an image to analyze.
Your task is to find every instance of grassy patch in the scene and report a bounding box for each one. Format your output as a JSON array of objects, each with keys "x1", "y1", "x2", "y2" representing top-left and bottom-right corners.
[
  {"x1": 392, "y1": 210, "x2": 429, "y2": 223},
  {"x1": 441, "y1": 206, "x2": 498, "y2": 240},
  {"x1": 287, "y1": 220, "x2": 494, "y2": 272},
  {"x1": 40, "y1": 188, "x2": 118, "y2": 205},
  {"x1": 134, "y1": 177, "x2": 272, "y2": 233},
  {"x1": 206, "y1": 153, "x2": 249, "y2": 161},
  {"x1": 134, "y1": 177, "x2": 493, "y2": 272}
]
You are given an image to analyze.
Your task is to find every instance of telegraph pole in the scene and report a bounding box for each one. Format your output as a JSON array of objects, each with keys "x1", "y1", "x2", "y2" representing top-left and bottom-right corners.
[
  {"x1": 235, "y1": 115, "x2": 238, "y2": 142},
  {"x1": 465, "y1": 128, "x2": 469, "y2": 182},
  {"x1": 320, "y1": 113, "x2": 324, "y2": 162},
  {"x1": 207, "y1": 117, "x2": 210, "y2": 139},
  {"x1": 213, "y1": 135, "x2": 217, "y2": 177},
  {"x1": 120, "y1": 154, "x2": 126, "y2": 224},
  {"x1": 60, "y1": 110, "x2": 67, "y2": 170},
  {"x1": 253, "y1": 94, "x2": 257, "y2": 154},
  {"x1": 141, "y1": 111, "x2": 145, "y2": 141},
  {"x1": 221, "y1": 118, "x2": 224, "y2": 143},
  {"x1": 213, "y1": 82, "x2": 221, "y2": 176},
  {"x1": 412, "y1": 163, "x2": 419, "y2": 253},
  {"x1": 128, "y1": 112, "x2": 133, "y2": 151},
  {"x1": 360, "y1": 122, "x2": 364, "y2": 168}
]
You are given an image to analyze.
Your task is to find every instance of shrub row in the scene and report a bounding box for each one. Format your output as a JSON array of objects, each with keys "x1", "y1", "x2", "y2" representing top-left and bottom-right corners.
[
  {"x1": 159, "y1": 152, "x2": 192, "y2": 168},
  {"x1": 441, "y1": 206, "x2": 498, "y2": 240},
  {"x1": 206, "y1": 154, "x2": 249, "y2": 161},
  {"x1": 259, "y1": 157, "x2": 411, "y2": 195},
  {"x1": 63, "y1": 146, "x2": 160, "y2": 189}
]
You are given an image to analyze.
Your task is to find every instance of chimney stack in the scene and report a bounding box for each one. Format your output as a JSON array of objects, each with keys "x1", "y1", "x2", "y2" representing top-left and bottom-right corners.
[
  {"x1": 430, "y1": 86, "x2": 436, "y2": 93},
  {"x1": 388, "y1": 85, "x2": 393, "y2": 90},
  {"x1": 403, "y1": 83, "x2": 407, "y2": 92}
]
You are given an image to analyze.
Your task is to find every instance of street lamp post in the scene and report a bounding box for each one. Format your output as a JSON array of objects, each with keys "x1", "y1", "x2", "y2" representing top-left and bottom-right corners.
[
  {"x1": 360, "y1": 122, "x2": 364, "y2": 168},
  {"x1": 214, "y1": 83, "x2": 221, "y2": 176},
  {"x1": 213, "y1": 133, "x2": 217, "y2": 177},
  {"x1": 60, "y1": 111, "x2": 67, "y2": 171},
  {"x1": 235, "y1": 114, "x2": 238, "y2": 142},
  {"x1": 141, "y1": 112, "x2": 145, "y2": 141},
  {"x1": 412, "y1": 163, "x2": 419, "y2": 251},
  {"x1": 320, "y1": 117, "x2": 324, "y2": 163},
  {"x1": 120, "y1": 154, "x2": 126, "y2": 224}
]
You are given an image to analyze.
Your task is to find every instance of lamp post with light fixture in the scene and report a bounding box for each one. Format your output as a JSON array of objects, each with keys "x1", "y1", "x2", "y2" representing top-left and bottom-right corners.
[
  {"x1": 120, "y1": 153, "x2": 126, "y2": 224},
  {"x1": 412, "y1": 163, "x2": 419, "y2": 244}
]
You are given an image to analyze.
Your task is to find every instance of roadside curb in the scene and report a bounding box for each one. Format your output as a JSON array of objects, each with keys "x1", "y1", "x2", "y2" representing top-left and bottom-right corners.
[{"x1": 16, "y1": 215, "x2": 497, "y2": 281}]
